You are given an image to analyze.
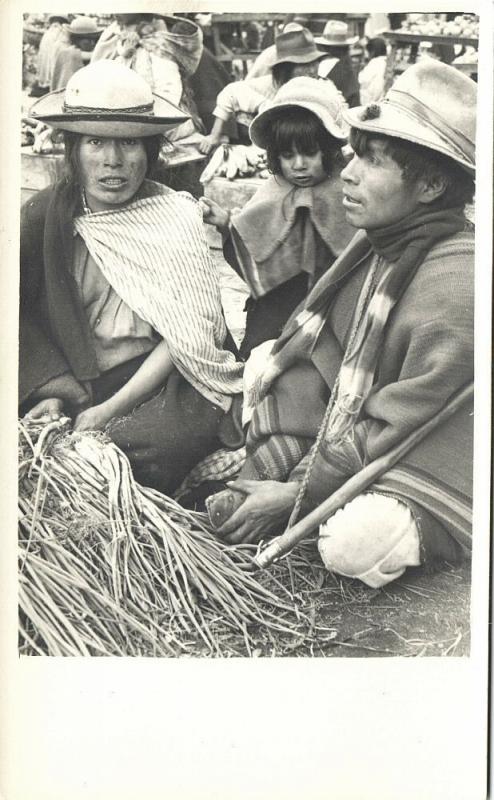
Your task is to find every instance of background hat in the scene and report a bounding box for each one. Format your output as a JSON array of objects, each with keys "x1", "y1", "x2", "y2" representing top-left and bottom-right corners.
[
  {"x1": 29, "y1": 60, "x2": 189, "y2": 137},
  {"x1": 272, "y1": 27, "x2": 325, "y2": 67},
  {"x1": 343, "y1": 60, "x2": 476, "y2": 174},
  {"x1": 47, "y1": 14, "x2": 69, "y2": 24},
  {"x1": 66, "y1": 16, "x2": 103, "y2": 38},
  {"x1": 315, "y1": 20, "x2": 358, "y2": 47},
  {"x1": 250, "y1": 76, "x2": 349, "y2": 149}
]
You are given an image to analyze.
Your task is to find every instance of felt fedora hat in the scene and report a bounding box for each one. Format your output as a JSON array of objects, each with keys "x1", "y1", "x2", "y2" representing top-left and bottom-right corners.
[
  {"x1": 29, "y1": 60, "x2": 189, "y2": 137},
  {"x1": 272, "y1": 27, "x2": 325, "y2": 67},
  {"x1": 343, "y1": 60, "x2": 476, "y2": 174},
  {"x1": 315, "y1": 20, "x2": 358, "y2": 47},
  {"x1": 66, "y1": 16, "x2": 103, "y2": 38},
  {"x1": 250, "y1": 76, "x2": 348, "y2": 148}
]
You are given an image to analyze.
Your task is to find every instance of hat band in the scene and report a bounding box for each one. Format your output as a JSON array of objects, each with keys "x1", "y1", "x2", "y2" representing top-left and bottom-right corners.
[
  {"x1": 385, "y1": 89, "x2": 475, "y2": 166},
  {"x1": 62, "y1": 102, "x2": 154, "y2": 115}
]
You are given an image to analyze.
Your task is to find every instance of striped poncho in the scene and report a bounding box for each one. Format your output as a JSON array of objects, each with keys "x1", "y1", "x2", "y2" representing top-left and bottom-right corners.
[{"x1": 74, "y1": 185, "x2": 243, "y2": 410}]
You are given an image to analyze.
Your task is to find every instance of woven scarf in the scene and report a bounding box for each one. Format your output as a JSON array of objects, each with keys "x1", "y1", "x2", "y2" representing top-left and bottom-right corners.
[
  {"x1": 252, "y1": 205, "x2": 467, "y2": 444},
  {"x1": 74, "y1": 185, "x2": 243, "y2": 411},
  {"x1": 230, "y1": 174, "x2": 355, "y2": 297}
]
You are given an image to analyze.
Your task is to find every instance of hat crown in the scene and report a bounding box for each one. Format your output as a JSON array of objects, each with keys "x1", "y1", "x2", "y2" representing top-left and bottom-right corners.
[
  {"x1": 389, "y1": 60, "x2": 476, "y2": 145},
  {"x1": 68, "y1": 16, "x2": 99, "y2": 35},
  {"x1": 320, "y1": 20, "x2": 354, "y2": 44},
  {"x1": 274, "y1": 27, "x2": 320, "y2": 61},
  {"x1": 64, "y1": 60, "x2": 153, "y2": 111}
]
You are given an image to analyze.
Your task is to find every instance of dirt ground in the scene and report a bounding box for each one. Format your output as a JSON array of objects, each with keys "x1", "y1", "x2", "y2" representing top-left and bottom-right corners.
[{"x1": 214, "y1": 247, "x2": 471, "y2": 659}]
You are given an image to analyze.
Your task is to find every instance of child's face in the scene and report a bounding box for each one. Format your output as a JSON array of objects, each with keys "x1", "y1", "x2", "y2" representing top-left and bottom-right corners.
[{"x1": 279, "y1": 146, "x2": 327, "y2": 187}]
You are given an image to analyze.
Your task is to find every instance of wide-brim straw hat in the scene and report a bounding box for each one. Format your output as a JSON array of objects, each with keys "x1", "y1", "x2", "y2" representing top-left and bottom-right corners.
[
  {"x1": 343, "y1": 60, "x2": 476, "y2": 174},
  {"x1": 66, "y1": 15, "x2": 103, "y2": 38},
  {"x1": 315, "y1": 20, "x2": 358, "y2": 47},
  {"x1": 29, "y1": 60, "x2": 189, "y2": 137},
  {"x1": 272, "y1": 27, "x2": 326, "y2": 67},
  {"x1": 250, "y1": 76, "x2": 349, "y2": 149}
]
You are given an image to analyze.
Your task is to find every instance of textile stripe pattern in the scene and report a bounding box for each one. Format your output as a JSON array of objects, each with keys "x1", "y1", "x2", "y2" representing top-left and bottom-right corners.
[
  {"x1": 74, "y1": 187, "x2": 243, "y2": 411},
  {"x1": 371, "y1": 464, "x2": 472, "y2": 551}
]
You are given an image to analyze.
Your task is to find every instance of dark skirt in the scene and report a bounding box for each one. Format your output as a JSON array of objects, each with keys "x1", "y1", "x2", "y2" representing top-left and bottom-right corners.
[{"x1": 91, "y1": 354, "x2": 228, "y2": 495}]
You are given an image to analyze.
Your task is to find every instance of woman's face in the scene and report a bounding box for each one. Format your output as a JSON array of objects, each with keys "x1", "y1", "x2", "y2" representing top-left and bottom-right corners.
[{"x1": 78, "y1": 136, "x2": 148, "y2": 212}]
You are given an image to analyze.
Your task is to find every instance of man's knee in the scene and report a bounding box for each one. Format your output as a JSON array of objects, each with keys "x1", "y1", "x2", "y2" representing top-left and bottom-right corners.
[{"x1": 318, "y1": 493, "x2": 421, "y2": 589}]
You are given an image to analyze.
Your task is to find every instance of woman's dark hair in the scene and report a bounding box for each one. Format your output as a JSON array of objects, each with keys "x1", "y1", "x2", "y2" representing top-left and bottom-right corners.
[
  {"x1": 366, "y1": 37, "x2": 386, "y2": 59},
  {"x1": 349, "y1": 128, "x2": 475, "y2": 209},
  {"x1": 63, "y1": 131, "x2": 163, "y2": 185},
  {"x1": 266, "y1": 107, "x2": 343, "y2": 177},
  {"x1": 271, "y1": 60, "x2": 320, "y2": 88}
]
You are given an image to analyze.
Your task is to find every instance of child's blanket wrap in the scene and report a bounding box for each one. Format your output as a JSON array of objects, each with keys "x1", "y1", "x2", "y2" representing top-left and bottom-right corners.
[
  {"x1": 240, "y1": 206, "x2": 474, "y2": 553},
  {"x1": 229, "y1": 174, "x2": 355, "y2": 298}
]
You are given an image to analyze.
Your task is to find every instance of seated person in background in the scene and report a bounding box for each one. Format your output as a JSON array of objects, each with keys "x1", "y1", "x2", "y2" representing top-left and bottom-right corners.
[
  {"x1": 30, "y1": 14, "x2": 69, "y2": 97},
  {"x1": 210, "y1": 61, "x2": 475, "y2": 590},
  {"x1": 21, "y1": 61, "x2": 243, "y2": 494},
  {"x1": 200, "y1": 77, "x2": 354, "y2": 360},
  {"x1": 316, "y1": 20, "x2": 361, "y2": 107},
  {"x1": 50, "y1": 16, "x2": 103, "y2": 91},
  {"x1": 358, "y1": 36, "x2": 387, "y2": 105},
  {"x1": 198, "y1": 27, "x2": 326, "y2": 155}
]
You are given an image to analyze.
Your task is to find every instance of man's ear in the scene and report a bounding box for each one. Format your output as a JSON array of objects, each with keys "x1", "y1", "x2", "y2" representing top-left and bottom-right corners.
[{"x1": 417, "y1": 174, "x2": 448, "y2": 205}]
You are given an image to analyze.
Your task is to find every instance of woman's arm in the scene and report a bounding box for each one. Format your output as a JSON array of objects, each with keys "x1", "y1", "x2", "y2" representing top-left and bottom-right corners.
[{"x1": 74, "y1": 340, "x2": 174, "y2": 431}]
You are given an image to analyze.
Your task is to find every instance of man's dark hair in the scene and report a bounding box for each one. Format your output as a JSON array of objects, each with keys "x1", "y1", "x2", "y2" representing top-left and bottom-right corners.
[
  {"x1": 366, "y1": 37, "x2": 386, "y2": 59},
  {"x1": 271, "y1": 61, "x2": 315, "y2": 89},
  {"x1": 349, "y1": 128, "x2": 475, "y2": 209},
  {"x1": 63, "y1": 131, "x2": 163, "y2": 184},
  {"x1": 266, "y1": 107, "x2": 343, "y2": 177}
]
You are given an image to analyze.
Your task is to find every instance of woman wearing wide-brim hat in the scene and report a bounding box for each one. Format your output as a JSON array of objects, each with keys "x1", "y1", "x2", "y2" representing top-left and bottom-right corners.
[
  {"x1": 316, "y1": 20, "x2": 361, "y2": 108},
  {"x1": 198, "y1": 26, "x2": 326, "y2": 155},
  {"x1": 50, "y1": 16, "x2": 104, "y2": 91},
  {"x1": 21, "y1": 60, "x2": 244, "y2": 494}
]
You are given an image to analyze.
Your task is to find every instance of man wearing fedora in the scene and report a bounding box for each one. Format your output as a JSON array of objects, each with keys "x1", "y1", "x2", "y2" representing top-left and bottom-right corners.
[
  {"x1": 199, "y1": 26, "x2": 326, "y2": 154},
  {"x1": 316, "y1": 20, "x2": 361, "y2": 107},
  {"x1": 211, "y1": 60, "x2": 475, "y2": 589}
]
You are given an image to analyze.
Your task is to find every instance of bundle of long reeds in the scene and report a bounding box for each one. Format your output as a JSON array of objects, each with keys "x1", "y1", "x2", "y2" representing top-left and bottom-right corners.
[{"x1": 18, "y1": 417, "x2": 316, "y2": 657}]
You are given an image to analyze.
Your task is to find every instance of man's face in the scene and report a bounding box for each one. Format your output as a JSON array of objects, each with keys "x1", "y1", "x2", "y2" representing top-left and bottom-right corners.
[
  {"x1": 78, "y1": 136, "x2": 148, "y2": 212},
  {"x1": 341, "y1": 138, "x2": 424, "y2": 230}
]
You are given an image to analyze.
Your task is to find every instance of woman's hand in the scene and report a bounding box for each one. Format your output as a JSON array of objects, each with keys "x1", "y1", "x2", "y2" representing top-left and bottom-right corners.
[
  {"x1": 216, "y1": 479, "x2": 300, "y2": 545},
  {"x1": 73, "y1": 403, "x2": 113, "y2": 432},
  {"x1": 198, "y1": 197, "x2": 230, "y2": 230},
  {"x1": 25, "y1": 398, "x2": 64, "y2": 422}
]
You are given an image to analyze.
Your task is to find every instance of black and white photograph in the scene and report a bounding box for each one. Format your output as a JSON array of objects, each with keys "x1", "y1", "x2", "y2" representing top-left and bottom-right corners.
[{"x1": 1, "y1": 3, "x2": 491, "y2": 798}]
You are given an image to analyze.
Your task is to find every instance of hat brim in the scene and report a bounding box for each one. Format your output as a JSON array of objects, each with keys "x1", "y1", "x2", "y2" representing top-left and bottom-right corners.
[
  {"x1": 343, "y1": 104, "x2": 475, "y2": 175},
  {"x1": 67, "y1": 29, "x2": 104, "y2": 38},
  {"x1": 315, "y1": 35, "x2": 359, "y2": 47},
  {"x1": 272, "y1": 50, "x2": 325, "y2": 67},
  {"x1": 29, "y1": 88, "x2": 189, "y2": 136},
  {"x1": 250, "y1": 100, "x2": 348, "y2": 149}
]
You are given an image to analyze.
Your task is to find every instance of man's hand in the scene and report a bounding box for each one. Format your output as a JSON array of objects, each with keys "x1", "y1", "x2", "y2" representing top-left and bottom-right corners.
[
  {"x1": 216, "y1": 479, "x2": 299, "y2": 545},
  {"x1": 73, "y1": 403, "x2": 113, "y2": 432},
  {"x1": 198, "y1": 197, "x2": 230, "y2": 230},
  {"x1": 25, "y1": 397, "x2": 64, "y2": 422}
]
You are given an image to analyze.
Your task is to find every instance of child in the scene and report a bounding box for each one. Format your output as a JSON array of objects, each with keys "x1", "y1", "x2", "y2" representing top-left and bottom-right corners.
[{"x1": 200, "y1": 76, "x2": 356, "y2": 359}]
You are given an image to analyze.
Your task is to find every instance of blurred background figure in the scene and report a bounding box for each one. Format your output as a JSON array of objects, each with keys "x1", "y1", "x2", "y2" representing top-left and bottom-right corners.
[
  {"x1": 29, "y1": 14, "x2": 69, "y2": 97},
  {"x1": 316, "y1": 20, "x2": 360, "y2": 107},
  {"x1": 246, "y1": 18, "x2": 308, "y2": 78},
  {"x1": 51, "y1": 16, "x2": 102, "y2": 91},
  {"x1": 358, "y1": 37, "x2": 387, "y2": 105},
  {"x1": 91, "y1": 13, "x2": 205, "y2": 143},
  {"x1": 199, "y1": 27, "x2": 325, "y2": 154}
]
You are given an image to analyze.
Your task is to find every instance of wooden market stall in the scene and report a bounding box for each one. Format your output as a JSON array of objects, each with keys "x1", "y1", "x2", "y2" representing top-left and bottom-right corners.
[{"x1": 383, "y1": 30, "x2": 478, "y2": 91}]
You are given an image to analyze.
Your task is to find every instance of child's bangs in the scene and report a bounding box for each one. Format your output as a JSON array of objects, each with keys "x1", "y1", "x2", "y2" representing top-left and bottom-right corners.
[{"x1": 270, "y1": 109, "x2": 322, "y2": 154}]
